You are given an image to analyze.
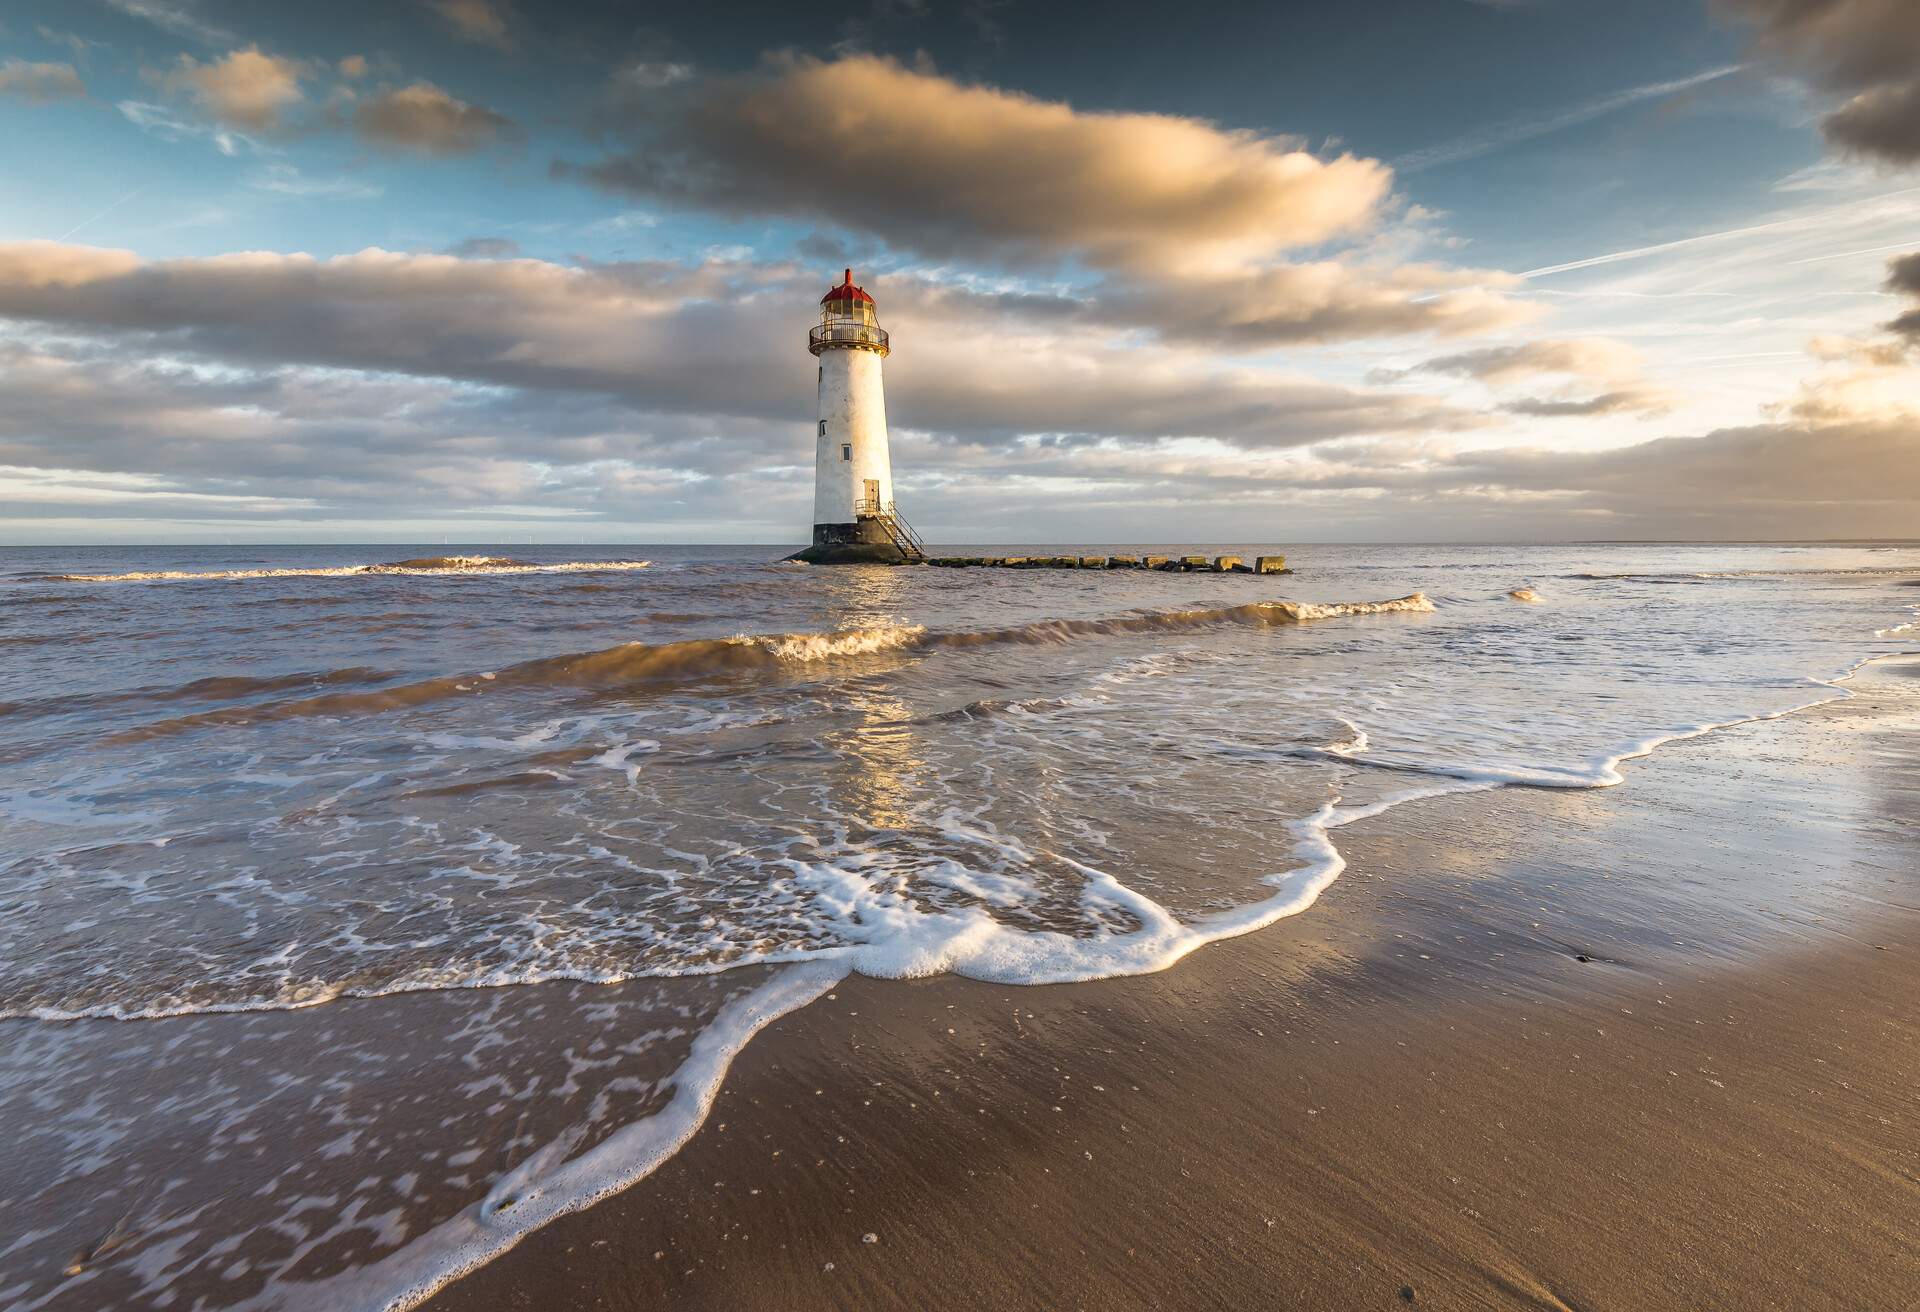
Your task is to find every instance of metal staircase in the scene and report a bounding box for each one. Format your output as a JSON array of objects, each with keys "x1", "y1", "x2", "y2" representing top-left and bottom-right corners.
[{"x1": 855, "y1": 499, "x2": 927, "y2": 562}]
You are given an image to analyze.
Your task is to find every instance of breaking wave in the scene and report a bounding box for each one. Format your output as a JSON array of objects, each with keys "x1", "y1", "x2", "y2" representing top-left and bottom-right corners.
[
  {"x1": 1569, "y1": 566, "x2": 1920, "y2": 582},
  {"x1": 47, "y1": 556, "x2": 654, "y2": 583},
  {"x1": 102, "y1": 594, "x2": 1433, "y2": 743}
]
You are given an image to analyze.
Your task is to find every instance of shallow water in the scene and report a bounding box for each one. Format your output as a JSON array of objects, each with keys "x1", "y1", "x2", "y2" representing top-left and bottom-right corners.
[{"x1": 1, "y1": 541, "x2": 1916, "y2": 1308}]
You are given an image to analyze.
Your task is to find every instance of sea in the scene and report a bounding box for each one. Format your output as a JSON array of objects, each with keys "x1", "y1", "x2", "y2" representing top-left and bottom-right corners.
[{"x1": 2, "y1": 541, "x2": 1916, "y2": 1310}]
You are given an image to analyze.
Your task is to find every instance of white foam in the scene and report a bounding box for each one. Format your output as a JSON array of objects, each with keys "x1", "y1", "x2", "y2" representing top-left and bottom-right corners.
[
  {"x1": 237, "y1": 961, "x2": 845, "y2": 1312},
  {"x1": 1273, "y1": 593, "x2": 1436, "y2": 621},
  {"x1": 747, "y1": 624, "x2": 927, "y2": 663},
  {"x1": 51, "y1": 560, "x2": 653, "y2": 583}
]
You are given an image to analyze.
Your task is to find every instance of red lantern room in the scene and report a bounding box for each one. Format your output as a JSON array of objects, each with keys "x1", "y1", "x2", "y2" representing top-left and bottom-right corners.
[{"x1": 810, "y1": 268, "x2": 889, "y2": 357}]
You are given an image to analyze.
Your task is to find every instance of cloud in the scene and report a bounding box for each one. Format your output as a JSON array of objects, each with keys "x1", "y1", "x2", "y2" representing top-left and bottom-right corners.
[
  {"x1": 1717, "y1": 0, "x2": 1920, "y2": 164},
  {"x1": 565, "y1": 54, "x2": 1537, "y2": 350},
  {"x1": 0, "y1": 244, "x2": 1910, "y2": 541},
  {"x1": 1455, "y1": 417, "x2": 1920, "y2": 527},
  {"x1": 1499, "y1": 388, "x2": 1674, "y2": 418},
  {"x1": 572, "y1": 53, "x2": 1392, "y2": 275},
  {"x1": 447, "y1": 237, "x2": 522, "y2": 259},
  {"x1": 1080, "y1": 413, "x2": 1920, "y2": 541},
  {"x1": 1806, "y1": 333, "x2": 1909, "y2": 366},
  {"x1": 0, "y1": 59, "x2": 86, "y2": 104},
  {"x1": 427, "y1": 0, "x2": 513, "y2": 49},
  {"x1": 1886, "y1": 251, "x2": 1920, "y2": 297},
  {"x1": 611, "y1": 60, "x2": 694, "y2": 92},
  {"x1": 1089, "y1": 261, "x2": 1536, "y2": 348},
  {"x1": 1380, "y1": 337, "x2": 1671, "y2": 418},
  {"x1": 0, "y1": 241, "x2": 1481, "y2": 490},
  {"x1": 100, "y1": 0, "x2": 232, "y2": 46},
  {"x1": 1825, "y1": 79, "x2": 1920, "y2": 162},
  {"x1": 794, "y1": 232, "x2": 849, "y2": 264},
  {"x1": 1882, "y1": 250, "x2": 1920, "y2": 338},
  {"x1": 1403, "y1": 337, "x2": 1641, "y2": 384},
  {"x1": 1394, "y1": 65, "x2": 1745, "y2": 173},
  {"x1": 158, "y1": 47, "x2": 304, "y2": 133},
  {"x1": 116, "y1": 99, "x2": 262, "y2": 156},
  {"x1": 355, "y1": 82, "x2": 516, "y2": 154},
  {"x1": 338, "y1": 55, "x2": 369, "y2": 80},
  {"x1": 247, "y1": 163, "x2": 383, "y2": 200}
]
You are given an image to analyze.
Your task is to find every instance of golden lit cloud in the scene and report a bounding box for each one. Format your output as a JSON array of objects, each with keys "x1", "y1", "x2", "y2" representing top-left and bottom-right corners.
[{"x1": 158, "y1": 46, "x2": 303, "y2": 132}]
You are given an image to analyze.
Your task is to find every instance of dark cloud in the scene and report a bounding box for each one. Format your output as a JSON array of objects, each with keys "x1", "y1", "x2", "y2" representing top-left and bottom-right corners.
[
  {"x1": 793, "y1": 231, "x2": 849, "y2": 264},
  {"x1": 1379, "y1": 337, "x2": 1670, "y2": 419},
  {"x1": 1885, "y1": 251, "x2": 1920, "y2": 297},
  {"x1": 1718, "y1": 0, "x2": 1920, "y2": 164},
  {"x1": 1824, "y1": 79, "x2": 1920, "y2": 163},
  {"x1": 1088, "y1": 262, "x2": 1534, "y2": 349},
  {"x1": 1020, "y1": 415, "x2": 1920, "y2": 541},
  {"x1": 0, "y1": 59, "x2": 85, "y2": 104},
  {"x1": 1881, "y1": 251, "x2": 1920, "y2": 339},
  {"x1": 355, "y1": 83, "x2": 516, "y2": 154},
  {"x1": 1450, "y1": 417, "x2": 1920, "y2": 532},
  {"x1": 1718, "y1": 0, "x2": 1920, "y2": 94},
  {"x1": 427, "y1": 0, "x2": 514, "y2": 50},
  {"x1": 1499, "y1": 389, "x2": 1673, "y2": 418},
  {"x1": 1403, "y1": 337, "x2": 1638, "y2": 384}
]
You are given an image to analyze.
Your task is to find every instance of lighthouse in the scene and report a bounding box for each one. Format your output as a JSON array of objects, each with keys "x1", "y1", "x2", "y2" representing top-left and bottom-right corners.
[{"x1": 788, "y1": 270, "x2": 923, "y2": 564}]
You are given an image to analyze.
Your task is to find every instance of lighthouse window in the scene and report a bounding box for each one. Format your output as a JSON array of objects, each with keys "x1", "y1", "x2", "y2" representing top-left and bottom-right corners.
[
  {"x1": 818, "y1": 420, "x2": 827, "y2": 436},
  {"x1": 841, "y1": 444, "x2": 852, "y2": 461}
]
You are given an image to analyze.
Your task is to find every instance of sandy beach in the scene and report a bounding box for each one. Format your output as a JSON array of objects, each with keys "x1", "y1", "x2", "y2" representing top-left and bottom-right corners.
[{"x1": 428, "y1": 658, "x2": 1920, "y2": 1312}]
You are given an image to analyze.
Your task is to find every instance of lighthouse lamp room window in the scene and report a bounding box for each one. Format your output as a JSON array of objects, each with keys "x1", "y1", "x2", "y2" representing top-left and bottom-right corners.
[{"x1": 786, "y1": 270, "x2": 926, "y2": 565}]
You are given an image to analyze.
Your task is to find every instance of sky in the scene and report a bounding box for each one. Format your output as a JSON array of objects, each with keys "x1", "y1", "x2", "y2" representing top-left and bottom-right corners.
[{"x1": 0, "y1": 0, "x2": 1917, "y2": 544}]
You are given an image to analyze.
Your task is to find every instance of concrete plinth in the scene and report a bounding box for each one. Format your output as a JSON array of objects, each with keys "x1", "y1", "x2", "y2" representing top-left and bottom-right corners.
[
  {"x1": 1213, "y1": 556, "x2": 1243, "y2": 572},
  {"x1": 785, "y1": 542, "x2": 912, "y2": 565},
  {"x1": 1254, "y1": 555, "x2": 1288, "y2": 574}
]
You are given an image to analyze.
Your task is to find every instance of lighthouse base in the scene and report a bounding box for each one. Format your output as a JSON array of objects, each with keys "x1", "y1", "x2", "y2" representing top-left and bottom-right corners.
[
  {"x1": 784, "y1": 541, "x2": 912, "y2": 566},
  {"x1": 784, "y1": 518, "x2": 912, "y2": 565}
]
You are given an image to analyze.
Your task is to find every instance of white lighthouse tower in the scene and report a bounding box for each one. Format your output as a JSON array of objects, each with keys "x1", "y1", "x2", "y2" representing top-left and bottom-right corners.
[{"x1": 790, "y1": 269, "x2": 923, "y2": 564}]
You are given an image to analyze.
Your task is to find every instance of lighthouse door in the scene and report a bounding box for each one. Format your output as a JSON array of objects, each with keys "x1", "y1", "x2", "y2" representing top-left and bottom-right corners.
[{"x1": 861, "y1": 479, "x2": 881, "y2": 516}]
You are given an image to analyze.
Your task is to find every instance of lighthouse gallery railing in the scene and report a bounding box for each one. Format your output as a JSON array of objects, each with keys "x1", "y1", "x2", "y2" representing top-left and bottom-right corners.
[{"x1": 809, "y1": 322, "x2": 891, "y2": 354}]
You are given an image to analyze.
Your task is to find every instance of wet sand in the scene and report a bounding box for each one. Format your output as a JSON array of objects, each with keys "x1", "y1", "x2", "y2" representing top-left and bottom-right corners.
[{"x1": 427, "y1": 660, "x2": 1920, "y2": 1312}]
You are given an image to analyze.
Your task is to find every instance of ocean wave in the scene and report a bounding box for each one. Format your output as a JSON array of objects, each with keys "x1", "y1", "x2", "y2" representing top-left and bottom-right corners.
[
  {"x1": 45, "y1": 557, "x2": 654, "y2": 583},
  {"x1": 0, "y1": 665, "x2": 399, "y2": 723},
  {"x1": 1569, "y1": 565, "x2": 1920, "y2": 582},
  {"x1": 103, "y1": 593, "x2": 1434, "y2": 743}
]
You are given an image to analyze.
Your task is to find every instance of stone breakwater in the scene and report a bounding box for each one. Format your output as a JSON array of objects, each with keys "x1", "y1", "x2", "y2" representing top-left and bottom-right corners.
[{"x1": 926, "y1": 554, "x2": 1289, "y2": 574}]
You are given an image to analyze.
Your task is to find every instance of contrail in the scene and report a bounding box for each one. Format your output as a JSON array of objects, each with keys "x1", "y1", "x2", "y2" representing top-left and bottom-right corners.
[
  {"x1": 57, "y1": 188, "x2": 145, "y2": 242},
  {"x1": 1784, "y1": 239, "x2": 1920, "y2": 266},
  {"x1": 1394, "y1": 65, "x2": 1745, "y2": 173},
  {"x1": 1518, "y1": 187, "x2": 1920, "y2": 278}
]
